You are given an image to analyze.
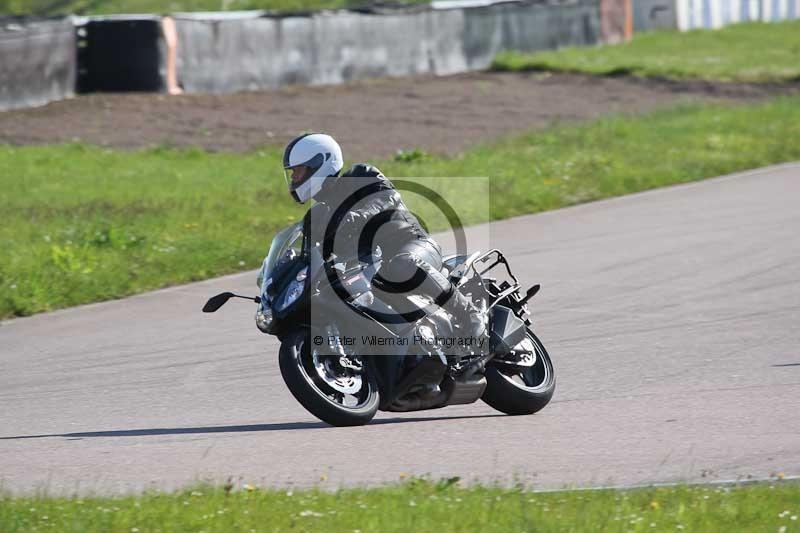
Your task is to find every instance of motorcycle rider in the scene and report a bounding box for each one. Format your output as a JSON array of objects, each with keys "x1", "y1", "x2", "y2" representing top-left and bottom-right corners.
[{"x1": 282, "y1": 132, "x2": 485, "y2": 347}]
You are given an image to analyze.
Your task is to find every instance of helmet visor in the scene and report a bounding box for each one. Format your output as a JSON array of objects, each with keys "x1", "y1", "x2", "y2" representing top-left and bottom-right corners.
[{"x1": 284, "y1": 164, "x2": 312, "y2": 192}]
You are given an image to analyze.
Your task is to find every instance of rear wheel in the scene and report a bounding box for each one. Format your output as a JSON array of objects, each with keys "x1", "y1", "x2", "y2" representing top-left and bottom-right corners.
[
  {"x1": 481, "y1": 330, "x2": 555, "y2": 415},
  {"x1": 279, "y1": 328, "x2": 379, "y2": 426}
]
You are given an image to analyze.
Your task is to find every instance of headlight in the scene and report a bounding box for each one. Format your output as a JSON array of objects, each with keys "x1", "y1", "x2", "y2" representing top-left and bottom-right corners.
[
  {"x1": 255, "y1": 306, "x2": 273, "y2": 333},
  {"x1": 277, "y1": 278, "x2": 304, "y2": 311}
]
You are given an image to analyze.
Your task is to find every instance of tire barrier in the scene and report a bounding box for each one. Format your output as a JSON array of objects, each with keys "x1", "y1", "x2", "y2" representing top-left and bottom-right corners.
[
  {"x1": 0, "y1": 18, "x2": 76, "y2": 111},
  {"x1": 75, "y1": 16, "x2": 164, "y2": 93}
]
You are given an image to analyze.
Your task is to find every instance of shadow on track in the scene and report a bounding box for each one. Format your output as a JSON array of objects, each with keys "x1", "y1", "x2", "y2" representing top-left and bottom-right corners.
[{"x1": 0, "y1": 413, "x2": 505, "y2": 440}]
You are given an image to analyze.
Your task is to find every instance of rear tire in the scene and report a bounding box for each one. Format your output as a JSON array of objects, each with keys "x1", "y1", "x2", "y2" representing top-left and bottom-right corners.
[
  {"x1": 481, "y1": 330, "x2": 555, "y2": 415},
  {"x1": 279, "y1": 328, "x2": 379, "y2": 427}
]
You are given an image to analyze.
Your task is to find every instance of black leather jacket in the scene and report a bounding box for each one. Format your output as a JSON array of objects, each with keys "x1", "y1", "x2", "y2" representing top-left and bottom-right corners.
[{"x1": 303, "y1": 164, "x2": 428, "y2": 260}]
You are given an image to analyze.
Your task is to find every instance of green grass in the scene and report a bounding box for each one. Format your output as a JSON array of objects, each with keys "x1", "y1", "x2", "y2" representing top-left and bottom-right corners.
[
  {"x1": 493, "y1": 20, "x2": 800, "y2": 83},
  {"x1": 0, "y1": 0, "x2": 429, "y2": 16},
  {"x1": 3, "y1": 96, "x2": 800, "y2": 319},
  {"x1": 1, "y1": 479, "x2": 798, "y2": 531}
]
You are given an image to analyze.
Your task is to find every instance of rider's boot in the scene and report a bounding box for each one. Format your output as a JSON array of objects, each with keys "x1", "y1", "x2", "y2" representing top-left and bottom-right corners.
[
  {"x1": 442, "y1": 289, "x2": 487, "y2": 343},
  {"x1": 399, "y1": 291, "x2": 487, "y2": 405}
]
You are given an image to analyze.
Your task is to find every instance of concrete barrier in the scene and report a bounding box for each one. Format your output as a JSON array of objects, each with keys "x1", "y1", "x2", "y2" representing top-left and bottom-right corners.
[
  {"x1": 2, "y1": 0, "x2": 796, "y2": 111},
  {"x1": 633, "y1": 0, "x2": 678, "y2": 32},
  {"x1": 633, "y1": 0, "x2": 678, "y2": 31},
  {"x1": 174, "y1": 0, "x2": 601, "y2": 93},
  {"x1": 1, "y1": 1, "x2": 605, "y2": 106},
  {"x1": 0, "y1": 18, "x2": 76, "y2": 111}
]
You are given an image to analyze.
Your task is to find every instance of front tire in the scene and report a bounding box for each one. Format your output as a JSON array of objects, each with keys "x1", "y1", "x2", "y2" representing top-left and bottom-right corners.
[
  {"x1": 481, "y1": 330, "x2": 555, "y2": 415},
  {"x1": 278, "y1": 328, "x2": 379, "y2": 426}
]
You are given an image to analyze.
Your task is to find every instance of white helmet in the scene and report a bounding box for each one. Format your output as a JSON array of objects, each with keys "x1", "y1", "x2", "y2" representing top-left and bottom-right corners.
[{"x1": 283, "y1": 133, "x2": 344, "y2": 203}]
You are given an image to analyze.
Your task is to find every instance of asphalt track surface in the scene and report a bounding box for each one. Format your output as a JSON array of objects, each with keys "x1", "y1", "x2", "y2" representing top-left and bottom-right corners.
[{"x1": 2, "y1": 164, "x2": 799, "y2": 495}]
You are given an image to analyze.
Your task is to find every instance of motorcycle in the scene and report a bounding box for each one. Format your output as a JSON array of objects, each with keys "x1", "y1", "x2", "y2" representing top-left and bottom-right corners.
[{"x1": 203, "y1": 221, "x2": 555, "y2": 426}]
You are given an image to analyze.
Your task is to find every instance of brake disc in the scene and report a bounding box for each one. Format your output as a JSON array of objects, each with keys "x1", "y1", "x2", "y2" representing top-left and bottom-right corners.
[{"x1": 312, "y1": 351, "x2": 362, "y2": 394}]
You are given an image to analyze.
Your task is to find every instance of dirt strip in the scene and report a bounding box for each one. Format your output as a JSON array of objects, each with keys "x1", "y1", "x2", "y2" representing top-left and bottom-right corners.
[{"x1": 1, "y1": 72, "x2": 796, "y2": 159}]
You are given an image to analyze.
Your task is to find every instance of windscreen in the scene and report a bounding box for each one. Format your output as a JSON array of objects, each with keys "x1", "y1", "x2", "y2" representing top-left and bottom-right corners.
[{"x1": 258, "y1": 222, "x2": 303, "y2": 287}]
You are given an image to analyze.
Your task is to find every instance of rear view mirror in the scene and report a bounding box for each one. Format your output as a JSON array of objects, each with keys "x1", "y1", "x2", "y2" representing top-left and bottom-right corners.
[
  {"x1": 203, "y1": 292, "x2": 234, "y2": 313},
  {"x1": 519, "y1": 284, "x2": 541, "y2": 306}
]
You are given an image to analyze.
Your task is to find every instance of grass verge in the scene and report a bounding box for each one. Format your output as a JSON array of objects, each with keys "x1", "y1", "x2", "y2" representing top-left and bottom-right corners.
[
  {"x1": 492, "y1": 20, "x2": 800, "y2": 83},
  {"x1": 2, "y1": 97, "x2": 800, "y2": 319},
  {"x1": 1, "y1": 479, "x2": 799, "y2": 531}
]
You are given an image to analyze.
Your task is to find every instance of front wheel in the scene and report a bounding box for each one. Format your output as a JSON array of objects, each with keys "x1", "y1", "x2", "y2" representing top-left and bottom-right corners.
[
  {"x1": 278, "y1": 328, "x2": 379, "y2": 426},
  {"x1": 481, "y1": 330, "x2": 555, "y2": 415}
]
